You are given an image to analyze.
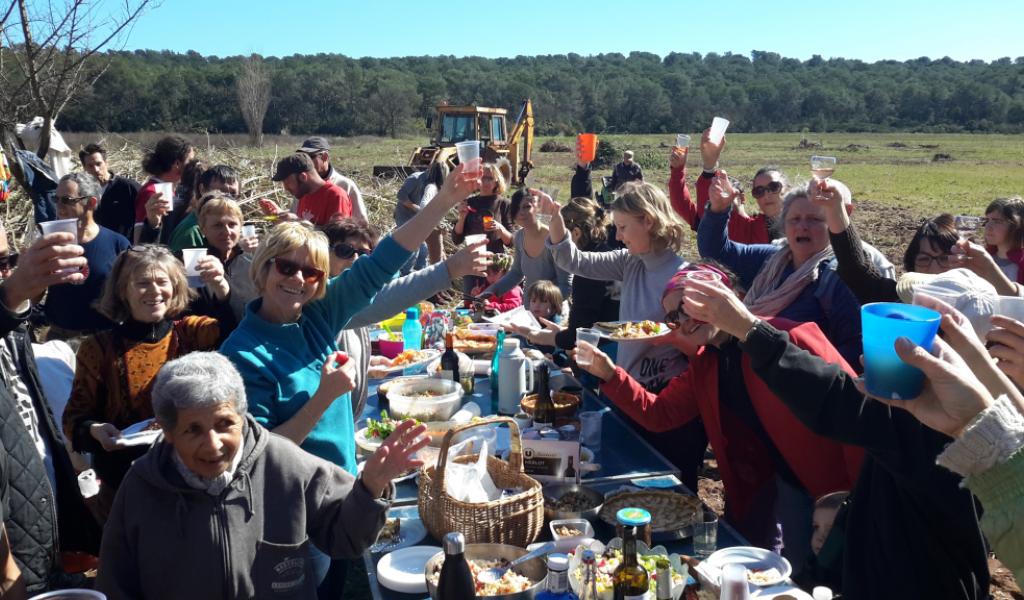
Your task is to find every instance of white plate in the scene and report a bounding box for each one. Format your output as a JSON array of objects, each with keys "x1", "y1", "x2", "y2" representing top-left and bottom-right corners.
[
  {"x1": 121, "y1": 418, "x2": 156, "y2": 436},
  {"x1": 483, "y1": 306, "x2": 540, "y2": 330},
  {"x1": 376, "y1": 545, "x2": 440, "y2": 594},
  {"x1": 376, "y1": 349, "x2": 441, "y2": 374},
  {"x1": 369, "y1": 515, "x2": 428, "y2": 554},
  {"x1": 595, "y1": 320, "x2": 672, "y2": 342},
  {"x1": 114, "y1": 430, "x2": 161, "y2": 448},
  {"x1": 704, "y1": 546, "x2": 792, "y2": 587},
  {"x1": 356, "y1": 460, "x2": 418, "y2": 483},
  {"x1": 354, "y1": 427, "x2": 385, "y2": 453}
]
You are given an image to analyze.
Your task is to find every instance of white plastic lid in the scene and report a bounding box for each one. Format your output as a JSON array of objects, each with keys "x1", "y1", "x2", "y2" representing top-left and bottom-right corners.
[
  {"x1": 812, "y1": 586, "x2": 834, "y2": 600},
  {"x1": 547, "y1": 553, "x2": 569, "y2": 571},
  {"x1": 502, "y1": 337, "x2": 520, "y2": 352}
]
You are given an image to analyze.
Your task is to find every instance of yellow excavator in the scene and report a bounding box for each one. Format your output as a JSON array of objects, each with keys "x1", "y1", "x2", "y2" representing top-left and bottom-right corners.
[{"x1": 373, "y1": 99, "x2": 534, "y2": 186}]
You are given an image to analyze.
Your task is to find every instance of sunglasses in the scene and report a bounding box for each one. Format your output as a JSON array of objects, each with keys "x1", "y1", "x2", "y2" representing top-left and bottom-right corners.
[
  {"x1": 333, "y1": 242, "x2": 370, "y2": 260},
  {"x1": 0, "y1": 252, "x2": 18, "y2": 270},
  {"x1": 751, "y1": 181, "x2": 783, "y2": 198},
  {"x1": 270, "y1": 257, "x2": 325, "y2": 284},
  {"x1": 664, "y1": 299, "x2": 691, "y2": 330},
  {"x1": 56, "y1": 194, "x2": 91, "y2": 206}
]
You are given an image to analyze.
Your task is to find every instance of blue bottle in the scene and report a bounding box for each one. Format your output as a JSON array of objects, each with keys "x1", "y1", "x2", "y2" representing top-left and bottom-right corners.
[
  {"x1": 536, "y1": 553, "x2": 578, "y2": 600},
  {"x1": 402, "y1": 307, "x2": 422, "y2": 351}
]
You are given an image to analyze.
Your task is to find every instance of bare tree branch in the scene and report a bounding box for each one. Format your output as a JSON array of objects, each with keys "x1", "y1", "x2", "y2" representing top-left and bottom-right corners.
[{"x1": 236, "y1": 54, "x2": 272, "y2": 147}]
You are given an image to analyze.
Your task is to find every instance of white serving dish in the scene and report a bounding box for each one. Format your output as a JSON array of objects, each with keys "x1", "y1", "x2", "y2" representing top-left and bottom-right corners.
[{"x1": 387, "y1": 378, "x2": 464, "y2": 421}]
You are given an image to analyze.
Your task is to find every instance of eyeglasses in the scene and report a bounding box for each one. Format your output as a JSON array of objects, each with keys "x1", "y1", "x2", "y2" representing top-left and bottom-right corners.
[
  {"x1": 270, "y1": 257, "x2": 325, "y2": 284},
  {"x1": 333, "y1": 242, "x2": 370, "y2": 260},
  {"x1": 664, "y1": 299, "x2": 691, "y2": 330},
  {"x1": 56, "y1": 195, "x2": 91, "y2": 206},
  {"x1": 0, "y1": 252, "x2": 18, "y2": 270},
  {"x1": 913, "y1": 253, "x2": 958, "y2": 268},
  {"x1": 983, "y1": 217, "x2": 1010, "y2": 227},
  {"x1": 751, "y1": 181, "x2": 783, "y2": 198}
]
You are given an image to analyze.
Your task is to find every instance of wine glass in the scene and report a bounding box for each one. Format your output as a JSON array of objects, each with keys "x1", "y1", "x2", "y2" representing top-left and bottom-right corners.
[{"x1": 810, "y1": 155, "x2": 837, "y2": 182}]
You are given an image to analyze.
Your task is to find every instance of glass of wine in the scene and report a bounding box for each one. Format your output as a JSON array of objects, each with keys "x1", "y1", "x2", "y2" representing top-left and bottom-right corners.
[{"x1": 810, "y1": 155, "x2": 837, "y2": 182}]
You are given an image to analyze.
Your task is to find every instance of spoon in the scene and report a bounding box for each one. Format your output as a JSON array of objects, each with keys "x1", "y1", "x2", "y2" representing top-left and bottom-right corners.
[{"x1": 476, "y1": 542, "x2": 555, "y2": 584}]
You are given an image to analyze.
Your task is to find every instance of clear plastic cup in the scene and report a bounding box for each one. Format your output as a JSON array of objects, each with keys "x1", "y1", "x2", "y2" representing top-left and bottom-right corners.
[
  {"x1": 242, "y1": 224, "x2": 256, "y2": 238},
  {"x1": 155, "y1": 182, "x2": 174, "y2": 211},
  {"x1": 997, "y1": 296, "x2": 1024, "y2": 323},
  {"x1": 709, "y1": 117, "x2": 730, "y2": 144},
  {"x1": 181, "y1": 248, "x2": 208, "y2": 289},
  {"x1": 676, "y1": 134, "x2": 691, "y2": 148},
  {"x1": 464, "y1": 233, "x2": 486, "y2": 246},
  {"x1": 861, "y1": 302, "x2": 941, "y2": 400},
  {"x1": 578, "y1": 410, "x2": 603, "y2": 451},
  {"x1": 575, "y1": 327, "x2": 603, "y2": 367},
  {"x1": 455, "y1": 141, "x2": 481, "y2": 176},
  {"x1": 39, "y1": 217, "x2": 79, "y2": 242},
  {"x1": 720, "y1": 562, "x2": 751, "y2": 600},
  {"x1": 693, "y1": 512, "x2": 719, "y2": 559}
]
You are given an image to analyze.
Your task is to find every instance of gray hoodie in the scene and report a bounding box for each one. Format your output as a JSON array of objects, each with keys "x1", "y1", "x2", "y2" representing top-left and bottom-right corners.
[{"x1": 97, "y1": 416, "x2": 390, "y2": 599}]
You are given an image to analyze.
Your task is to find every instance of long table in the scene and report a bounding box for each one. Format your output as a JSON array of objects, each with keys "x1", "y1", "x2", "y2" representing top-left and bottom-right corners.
[
  {"x1": 359, "y1": 373, "x2": 749, "y2": 599},
  {"x1": 357, "y1": 374, "x2": 680, "y2": 506}
]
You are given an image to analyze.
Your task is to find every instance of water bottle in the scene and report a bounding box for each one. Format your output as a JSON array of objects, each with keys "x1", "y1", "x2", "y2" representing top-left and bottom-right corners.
[
  {"x1": 497, "y1": 337, "x2": 532, "y2": 415},
  {"x1": 402, "y1": 307, "x2": 422, "y2": 351},
  {"x1": 437, "y1": 532, "x2": 475, "y2": 600}
]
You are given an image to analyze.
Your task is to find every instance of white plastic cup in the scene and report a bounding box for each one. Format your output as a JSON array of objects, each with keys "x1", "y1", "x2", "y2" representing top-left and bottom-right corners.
[
  {"x1": 676, "y1": 134, "x2": 691, "y2": 148},
  {"x1": 77, "y1": 469, "x2": 99, "y2": 499},
  {"x1": 181, "y1": 248, "x2": 208, "y2": 288},
  {"x1": 720, "y1": 561, "x2": 750, "y2": 600},
  {"x1": 242, "y1": 224, "x2": 256, "y2": 239},
  {"x1": 455, "y1": 141, "x2": 481, "y2": 176},
  {"x1": 38, "y1": 218, "x2": 79, "y2": 242},
  {"x1": 155, "y1": 182, "x2": 174, "y2": 211},
  {"x1": 578, "y1": 410, "x2": 603, "y2": 451},
  {"x1": 575, "y1": 327, "x2": 603, "y2": 367},
  {"x1": 997, "y1": 297, "x2": 1024, "y2": 323},
  {"x1": 709, "y1": 116, "x2": 730, "y2": 144},
  {"x1": 464, "y1": 233, "x2": 487, "y2": 246}
]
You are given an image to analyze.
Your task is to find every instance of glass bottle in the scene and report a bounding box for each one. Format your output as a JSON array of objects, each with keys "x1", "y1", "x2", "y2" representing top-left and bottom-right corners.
[
  {"x1": 613, "y1": 508, "x2": 651, "y2": 600},
  {"x1": 655, "y1": 558, "x2": 672, "y2": 600},
  {"x1": 532, "y1": 362, "x2": 555, "y2": 428},
  {"x1": 563, "y1": 456, "x2": 576, "y2": 480},
  {"x1": 437, "y1": 532, "x2": 475, "y2": 600},
  {"x1": 536, "y1": 553, "x2": 578, "y2": 600},
  {"x1": 440, "y1": 331, "x2": 460, "y2": 384}
]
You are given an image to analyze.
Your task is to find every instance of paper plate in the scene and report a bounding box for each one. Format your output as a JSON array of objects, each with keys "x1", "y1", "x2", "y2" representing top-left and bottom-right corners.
[
  {"x1": 354, "y1": 427, "x2": 384, "y2": 453},
  {"x1": 594, "y1": 320, "x2": 672, "y2": 342},
  {"x1": 376, "y1": 349, "x2": 441, "y2": 374},
  {"x1": 376, "y1": 545, "x2": 440, "y2": 594},
  {"x1": 704, "y1": 546, "x2": 792, "y2": 587}
]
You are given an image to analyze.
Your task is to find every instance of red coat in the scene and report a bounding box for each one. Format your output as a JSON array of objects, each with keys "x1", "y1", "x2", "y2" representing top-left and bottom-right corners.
[
  {"x1": 668, "y1": 167, "x2": 770, "y2": 244},
  {"x1": 600, "y1": 318, "x2": 863, "y2": 520}
]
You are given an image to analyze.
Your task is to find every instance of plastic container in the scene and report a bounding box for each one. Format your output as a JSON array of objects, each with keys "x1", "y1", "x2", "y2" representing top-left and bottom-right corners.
[
  {"x1": 379, "y1": 339, "x2": 405, "y2": 359},
  {"x1": 861, "y1": 302, "x2": 941, "y2": 400},
  {"x1": 387, "y1": 378, "x2": 464, "y2": 421},
  {"x1": 549, "y1": 518, "x2": 594, "y2": 541},
  {"x1": 576, "y1": 133, "x2": 598, "y2": 164}
]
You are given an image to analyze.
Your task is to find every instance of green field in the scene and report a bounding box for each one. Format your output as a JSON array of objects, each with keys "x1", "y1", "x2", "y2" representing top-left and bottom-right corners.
[{"x1": 42, "y1": 130, "x2": 1024, "y2": 269}]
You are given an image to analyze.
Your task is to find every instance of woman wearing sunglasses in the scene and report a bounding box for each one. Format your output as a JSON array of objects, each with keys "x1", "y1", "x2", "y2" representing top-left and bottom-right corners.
[
  {"x1": 322, "y1": 218, "x2": 488, "y2": 420},
  {"x1": 574, "y1": 263, "x2": 862, "y2": 570},
  {"x1": 670, "y1": 128, "x2": 789, "y2": 244},
  {"x1": 62, "y1": 244, "x2": 225, "y2": 522}
]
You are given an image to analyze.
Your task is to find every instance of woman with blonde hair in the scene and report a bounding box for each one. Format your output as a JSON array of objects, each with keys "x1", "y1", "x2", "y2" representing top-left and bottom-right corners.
[
  {"x1": 219, "y1": 164, "x2": 478, "y2": 597},
  {"x1": 62, "y1": 244, "x2": 224, "y2": 521},
  {"x1": 540, "y1": 181, "x2": 707, "y2": 491}
]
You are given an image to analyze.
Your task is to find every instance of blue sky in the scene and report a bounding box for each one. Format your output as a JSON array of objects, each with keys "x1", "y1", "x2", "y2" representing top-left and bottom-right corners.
[{"x1": 119, "y1": 0, "x2": 1022, "y2": 62}]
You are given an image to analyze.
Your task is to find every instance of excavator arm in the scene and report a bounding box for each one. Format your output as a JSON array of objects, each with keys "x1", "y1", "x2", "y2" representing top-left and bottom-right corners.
[{"x1": 506, "y1": 99, "x2": 534, "y2": 186}]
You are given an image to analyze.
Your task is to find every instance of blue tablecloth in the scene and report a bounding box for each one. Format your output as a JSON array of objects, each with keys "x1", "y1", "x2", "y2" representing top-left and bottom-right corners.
[{"x1": 358, "y1": 374, "x2": 680, "y2": 506}]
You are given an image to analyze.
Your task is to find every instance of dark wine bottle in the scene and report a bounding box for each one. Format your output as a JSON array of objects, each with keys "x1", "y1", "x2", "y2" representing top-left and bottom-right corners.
[
  {"x1": 437, "y1": 532, "x2": 475, "y2": 600},
  {"x1": 532, "y1": 363, "x2": 555, "y2": 428},
  {"x1": 440, "y1": 331, "x2": 460, "y2": 384},
  {"x1": 563, "y1": 456, "x2": 576, "y2": 479}
]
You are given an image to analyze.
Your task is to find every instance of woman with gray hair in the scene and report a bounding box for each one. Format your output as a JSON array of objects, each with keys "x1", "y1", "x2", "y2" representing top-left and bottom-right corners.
[
  {"x1": 97, "y1": 352, "x2": 427, "y2": 600},
  {"x1": 697, "y1": 176, "x2": 862, "y2": 369}
]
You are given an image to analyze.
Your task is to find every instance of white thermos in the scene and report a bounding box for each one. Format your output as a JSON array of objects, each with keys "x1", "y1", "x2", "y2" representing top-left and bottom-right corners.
[{"x1": 496, "y1": 338, "x2": 533, "y2": 415}]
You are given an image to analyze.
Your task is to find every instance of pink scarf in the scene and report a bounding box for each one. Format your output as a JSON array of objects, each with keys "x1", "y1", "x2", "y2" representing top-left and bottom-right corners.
[{"x1": 743, "y1": 243, "x2": 834, "y2": 317}]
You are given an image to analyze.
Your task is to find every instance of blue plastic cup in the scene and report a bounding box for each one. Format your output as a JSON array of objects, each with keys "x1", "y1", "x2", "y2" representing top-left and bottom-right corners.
[{"x1": 861, "y1": 302, "x2": 942, "y2": 400}]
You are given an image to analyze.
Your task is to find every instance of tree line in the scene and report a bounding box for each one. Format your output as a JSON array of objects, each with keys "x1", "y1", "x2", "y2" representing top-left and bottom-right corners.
[{"x1": 52, "y1": 50, "x2": 1024, "y2": 136}]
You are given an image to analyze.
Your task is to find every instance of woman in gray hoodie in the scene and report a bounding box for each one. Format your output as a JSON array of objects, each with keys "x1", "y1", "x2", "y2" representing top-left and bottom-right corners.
[{"x1": 96, "y1": 352, "x2": 426, "y2": 599}]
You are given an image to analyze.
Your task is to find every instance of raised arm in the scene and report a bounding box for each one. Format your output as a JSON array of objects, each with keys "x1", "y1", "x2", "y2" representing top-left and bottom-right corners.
[{"x1": 696, "y1": 200, "x2": 775, "y2": 288}]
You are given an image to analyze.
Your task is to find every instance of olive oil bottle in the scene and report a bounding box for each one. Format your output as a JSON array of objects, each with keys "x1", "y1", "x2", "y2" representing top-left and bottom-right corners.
[{"x1": 613, "y1": 507, "x2": 651, "y2": 600}]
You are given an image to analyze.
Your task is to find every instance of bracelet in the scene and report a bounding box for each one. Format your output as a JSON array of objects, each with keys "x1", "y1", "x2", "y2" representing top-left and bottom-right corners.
[{"x1": 740, "y1": 319, "x2": 763, "y2": 342}]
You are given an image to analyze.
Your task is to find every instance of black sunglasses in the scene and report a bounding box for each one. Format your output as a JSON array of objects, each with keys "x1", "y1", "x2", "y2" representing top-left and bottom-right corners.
[
  {"x1": 333, "y1": 242, "x2": 370, "y2": 260},
  {"x1": 0, "y1": 252, "x2": 18, "y2": 270},
  {"x1": 270, "y1": 257, "x2": 325, "y2": 285},
  {"x1": 751, "y1": 181, "x2": 783, "y2": 198},
  {"x1": 55, "y1": 194, "x2": 91, "y2": 206},
  {"x1": 664, "y1": 298, "x2": 690, "y2": 330}
]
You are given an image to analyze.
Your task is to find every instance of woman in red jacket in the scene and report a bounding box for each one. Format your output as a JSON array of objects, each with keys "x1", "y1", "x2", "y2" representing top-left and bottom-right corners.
[
  {"x1": 576, "y1": 263, "x2": 862, "y2": 568},
  {"x1": 983, "y1": 196, "x2": 1024, "y2": 283}
]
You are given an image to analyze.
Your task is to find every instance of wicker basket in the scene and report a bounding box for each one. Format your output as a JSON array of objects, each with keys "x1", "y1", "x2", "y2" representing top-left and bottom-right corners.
[{"x1": 418, "y1": 417, "x2": 544, "y2": 548}]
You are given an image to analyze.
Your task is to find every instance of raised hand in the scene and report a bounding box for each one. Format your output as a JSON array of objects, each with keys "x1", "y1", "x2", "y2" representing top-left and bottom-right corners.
[
  {"x1": 700, "y1": 127, "x2": 725, "y2": 171},
  {"x1": 682, "y1": 277, "x2": 758, "y2": 340},
  {"x1": 571, "y1": 340, "x2": 616, "y2": 382},
  {"x1": 196, "y1": 255, "x2": 229, "y2": 299},
  {"x1": 438, "y1": 162, "x2": 482, "y2": 208},
  {"x1": 669, "y1": 147, "x2": 687, "y2": 170},
  {"x1": 1, "y1": 232, "x2": 86, "y2": 308},
  {"x1": 988, "y1": 315, "x2": 1024, "y2": 392},
  {"x1": 361, "y1": 419, "x2": 429, "y2": 497},
  {"x1": 708, "y1": 171, "x2": 736, "y2": 214},
  {"x1": 446, "y1": 239, "x2": 490, "y2": 278}
]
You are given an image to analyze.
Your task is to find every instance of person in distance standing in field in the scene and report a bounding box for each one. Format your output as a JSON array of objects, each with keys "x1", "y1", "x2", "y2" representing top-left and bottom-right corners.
[
  {"x1": 608, "y1": 150, "x2": 643, "y2": 192},
  {"x1": 296, "y1": 137, "x2": 368, "y2": 224},
  {"x1": 78, "y1": 143, "x2": 140, "y2": 240}
]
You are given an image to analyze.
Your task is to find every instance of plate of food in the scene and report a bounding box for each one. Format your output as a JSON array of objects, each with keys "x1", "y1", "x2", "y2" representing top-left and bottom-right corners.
[
  {"x1": 594, "y1": 320, "x2": 671, "y2": 342},
  {"x1": 355, "y1": 410, "x2": 405, "y2": 453},
  {"x1": 567, "y1": 539, "x2": 689, "y2": 600},
  {"x1": 703, "y1": 546, "x2": 792, "y2": 587},
  {"x1": 598, "y1": 489, "x2": 704, "y2": 533},
  {"x1": 369, "y1": 514, "x2": 428, "y2": 554},
  {"x1": 115, "y1": 418, "x2": 162, "y2": 448},
  {"x1": 452, "y1": 327, "x2": 498, "y2": 355},
  {"x1": 376, "y1": 349, "x2": 441, "y2": 373}
]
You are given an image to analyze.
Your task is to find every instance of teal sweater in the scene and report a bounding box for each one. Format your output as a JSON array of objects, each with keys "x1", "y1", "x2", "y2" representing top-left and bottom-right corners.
[{"x1": 220, "y1": 236, "x2": 410, "y2": 473}]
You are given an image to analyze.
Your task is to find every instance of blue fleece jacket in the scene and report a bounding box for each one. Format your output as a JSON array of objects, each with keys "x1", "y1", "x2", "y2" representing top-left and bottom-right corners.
[{"x1": 220, "y1": 236, "x2": 410, "y2": 474}]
